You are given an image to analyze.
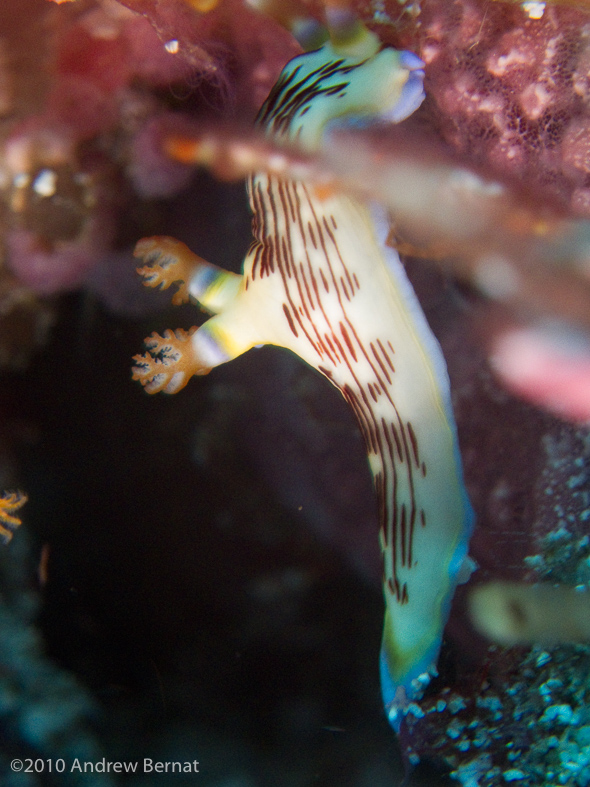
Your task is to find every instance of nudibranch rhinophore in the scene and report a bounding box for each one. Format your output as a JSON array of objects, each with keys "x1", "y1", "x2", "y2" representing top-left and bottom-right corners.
[{"x1": 132, "y1": 16, "x2": 475, "y2": 731}]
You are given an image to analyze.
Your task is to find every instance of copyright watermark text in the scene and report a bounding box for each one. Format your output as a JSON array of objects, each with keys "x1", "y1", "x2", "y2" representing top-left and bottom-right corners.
[{"x1": 11, "y1": 758, "x2": 200, "y2": 775}]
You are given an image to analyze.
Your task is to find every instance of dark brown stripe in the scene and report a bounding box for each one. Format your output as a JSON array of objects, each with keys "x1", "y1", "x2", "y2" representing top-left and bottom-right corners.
[
  {"x1": 323, "y1": 216, "x2": 355, "y2": 295},
  {"x1": 298, "y1": 261, "x2": 315, "y2": 311},
  {"x1": 400, "y1": 503, "x2": 407, "y2": 567},
  {"x1": 407, "y1": 421, "x2": 420, "y2": 468},
  {"x1": 339, "y1": 322, "x2": 357, "y2": 362},
  {"x1": 390, "y1": 422, "x2": 403, "y2": 463},
  {"x1": 307, "y1": 221, "x2": 317, "y2": 248},
  {"x1": 281, "y1": 236, "x2": 292, "y2": 278},
  {"x1": 377, "y1": 339, "x2": 396, "y2": 373},
  {"x1": 340, "y1": 276, "x2": 351, "y2": 301},
  {"x1": 324, "y1": 333, "x2": 339, "y2": 362},
  {"x1": 370, "y1": 342, "x2": 392, "y2": 386},
  {"x1": 282, "y1": 303, "x2": 298, "y2": 337}
]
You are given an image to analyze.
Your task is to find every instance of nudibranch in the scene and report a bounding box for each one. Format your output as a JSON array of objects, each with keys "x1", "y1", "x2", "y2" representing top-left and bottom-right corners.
[{"x1": 132, "y1": 17, "x2": 474, "y2": 730}]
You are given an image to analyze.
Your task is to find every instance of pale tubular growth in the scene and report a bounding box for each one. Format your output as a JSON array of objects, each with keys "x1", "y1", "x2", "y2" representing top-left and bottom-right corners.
[
  {"x1": 133, "y1": 21, "x2": 474, "y2": 730},
  {"x1": 167, "y1": 126, "x2": 590, "y2": 335},
  {"x1": 469, "y1": 581, "x2": 590, "y2": 646},
  {"x1": 167, "y1": 125, "x2": 590, "y2": 423}
]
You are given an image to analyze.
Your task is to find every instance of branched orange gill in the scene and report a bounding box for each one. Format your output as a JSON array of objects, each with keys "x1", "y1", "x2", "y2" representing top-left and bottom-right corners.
[{"x1": 0, "y1": 491, "x2": 27, "y2": 542}]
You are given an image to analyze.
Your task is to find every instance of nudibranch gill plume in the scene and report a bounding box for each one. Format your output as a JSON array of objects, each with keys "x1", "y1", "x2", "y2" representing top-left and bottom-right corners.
[{"x1": 132, "y1": 18, "x2": 475, "y2": 731}]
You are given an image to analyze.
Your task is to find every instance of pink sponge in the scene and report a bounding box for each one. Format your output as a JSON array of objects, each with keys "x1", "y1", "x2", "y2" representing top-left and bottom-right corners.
[{"x1": 407, "y1": 0, "x2": 590, "y2": 215}]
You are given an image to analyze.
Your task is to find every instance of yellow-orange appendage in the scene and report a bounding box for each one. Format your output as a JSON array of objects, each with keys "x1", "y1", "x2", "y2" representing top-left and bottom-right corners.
[
  {"x1": 0, "y1": 491, "x2": 27, "y2": 542},
  {"x1": 134, "y1": 236, "x2": 206, "y2": 306},
  {"x1": 132, "y1": 328, "x2": 202, "y2": 395}
]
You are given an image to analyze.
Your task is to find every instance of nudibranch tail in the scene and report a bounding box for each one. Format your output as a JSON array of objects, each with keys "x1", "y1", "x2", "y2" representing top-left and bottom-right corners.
[
  {"x1": 368, "y1": 207, "x2": 475, "y2": 730},
  {"x1": 133, "y1": 19, "x2": 474, "y2": 736}
]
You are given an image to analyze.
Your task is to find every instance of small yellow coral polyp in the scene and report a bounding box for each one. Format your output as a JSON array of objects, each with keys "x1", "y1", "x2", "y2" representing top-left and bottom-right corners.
[
  {"x1": 0, "y1": 491, "x2": 27, "y2": 542},
  {"x1": 133, "y1": 21, "x2": 474, "y2": 732},
  {"x1": 183, "y1": 0, "x2": 220, "y2": 12},
  {"x1": 164, "y1": 137, "x2": 206, "y2": 166}
]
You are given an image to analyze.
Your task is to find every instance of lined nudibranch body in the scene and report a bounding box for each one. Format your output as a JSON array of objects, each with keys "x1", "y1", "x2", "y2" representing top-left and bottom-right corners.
[{"x1": 133, "y1": 20, "x2": 474, "y2": 731}]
